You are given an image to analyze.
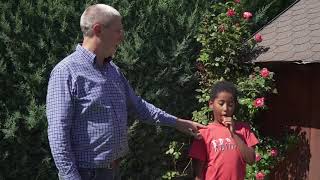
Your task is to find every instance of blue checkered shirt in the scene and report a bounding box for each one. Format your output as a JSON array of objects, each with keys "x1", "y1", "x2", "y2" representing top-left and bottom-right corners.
[{"x1": 46, "y1": 45, "x2": 177, "y2": 180}]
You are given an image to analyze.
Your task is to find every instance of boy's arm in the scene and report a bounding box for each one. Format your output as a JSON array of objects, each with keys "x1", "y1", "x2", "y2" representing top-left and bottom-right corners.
[
  {"x1": 189, "y1": 133, "x2": 207, "y2": 180},
  {"x1": 193, "y1": 159, "x2": 205, "y2": 180},
  {"x1": 222, "y1": 117, "x2": 258, "y2": 165},
  {"x1": 231, "y1": 133, "x2": 256, "y2": 165}
]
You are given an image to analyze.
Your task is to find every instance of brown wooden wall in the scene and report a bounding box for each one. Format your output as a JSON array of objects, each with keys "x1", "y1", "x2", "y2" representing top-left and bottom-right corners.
[{"x1": 257, "y1": 63, "x2": 320, "y2": 180}]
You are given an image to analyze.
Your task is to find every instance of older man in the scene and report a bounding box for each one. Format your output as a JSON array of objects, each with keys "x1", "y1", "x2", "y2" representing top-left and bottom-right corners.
[{"x1": 46, "y1": 4, "x2": 205, "y2": 180}]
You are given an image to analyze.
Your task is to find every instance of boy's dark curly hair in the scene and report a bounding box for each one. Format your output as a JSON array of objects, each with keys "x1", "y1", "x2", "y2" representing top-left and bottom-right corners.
[{"x1": 210, "y1": 81, "x2": 238, "y2": 103}]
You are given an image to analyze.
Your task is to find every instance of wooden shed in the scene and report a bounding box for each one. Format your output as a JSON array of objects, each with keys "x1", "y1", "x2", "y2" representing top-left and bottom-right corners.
[{"x1": 253, "y1": 0, "x2": 320, "y2": 179}]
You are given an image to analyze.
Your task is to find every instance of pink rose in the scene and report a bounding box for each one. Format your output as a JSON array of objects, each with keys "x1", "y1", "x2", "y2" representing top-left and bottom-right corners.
[
  {"x1": 256, "y1": 153, "x2": 262, "y2": 162},
  {"x1": 243, "y1": 11, "x2": 253, "y2": 20},
  {"x1": 270, "y1": 148, "x2": 278, "y2": 157},
  {"x1": 256, "y1": 172, "x2": 265, "y2": 180},
  {"x1": 260, "y1": 68, "x2": 270, "y2": 78},
  {"x1": 254, "y1": 97, "x2": 265, "y2": 108},
  {"x1": 234, "y1": 0, "x2": 240, "y2": 3},
  {"x1": 255, "y1": 34, "x2": 263, "y2": 42},
  {"x1": 227, "y1": 9, "x2": 236, "y2": 17}
]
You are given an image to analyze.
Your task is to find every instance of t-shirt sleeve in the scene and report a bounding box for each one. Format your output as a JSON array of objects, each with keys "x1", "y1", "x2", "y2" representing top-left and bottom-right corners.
[
  {"x1": 243, "y1": 123, "x2": 259, "y2": 147},
  {"x1": 189, "y1": 138, "x2": 207, "y2": 162}
]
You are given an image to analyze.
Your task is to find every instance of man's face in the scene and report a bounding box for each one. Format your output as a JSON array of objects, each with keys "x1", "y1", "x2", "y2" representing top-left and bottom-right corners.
[{"x1": 100, "y1": 17, "x2": 124, "y2": 57}]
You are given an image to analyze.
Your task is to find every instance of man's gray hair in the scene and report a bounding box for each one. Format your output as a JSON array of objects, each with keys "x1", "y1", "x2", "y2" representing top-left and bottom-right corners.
[{"x1": 80, "y1": 4, "x2": 121, "y2": 37}]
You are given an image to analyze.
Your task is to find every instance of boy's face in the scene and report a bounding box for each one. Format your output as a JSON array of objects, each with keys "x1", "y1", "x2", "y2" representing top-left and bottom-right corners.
[{"x1": 209, "y1": 91, "x2": 235, "y2": 123}]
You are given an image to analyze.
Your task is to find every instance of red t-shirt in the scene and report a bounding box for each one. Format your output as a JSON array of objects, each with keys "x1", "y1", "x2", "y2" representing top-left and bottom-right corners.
[{"x1": 189, "y1": 122, "x2": 259, "y2": 180}]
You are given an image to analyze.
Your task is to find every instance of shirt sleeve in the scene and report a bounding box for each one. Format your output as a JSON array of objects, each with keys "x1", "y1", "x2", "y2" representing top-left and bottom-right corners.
[
  {"x1": 46, "y1": 65, "x2": 81, "y2": 180},
  {"x1": 189, "y1": 138, "x2": 207, "y2": 161},
  {"x1": 242, "y1": 123, "x2": 259, "y2": 147},
  {"x1": 120, "y1": 73, "x2": 176, "y2": 127}
]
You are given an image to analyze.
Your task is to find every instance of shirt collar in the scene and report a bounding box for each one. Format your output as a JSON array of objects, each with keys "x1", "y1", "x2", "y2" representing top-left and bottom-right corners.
[
  {"x1": 76, "y1": 44, "x2": 96, "y2": 64},
  {"x1": 76, "y1": 44, "x2": 113, "y2": 65},
  {"x1": 104, "y1": 56, "x2": 113, "y2": 63}
]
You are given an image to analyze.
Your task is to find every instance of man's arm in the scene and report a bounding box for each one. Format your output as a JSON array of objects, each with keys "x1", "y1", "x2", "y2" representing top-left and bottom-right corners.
[
  {"x1": 46, "y1": 66, "x2": 81, "y2": 180},
  {"x1": 121, "y1": 73, "x2": 205, "y2": 137}
]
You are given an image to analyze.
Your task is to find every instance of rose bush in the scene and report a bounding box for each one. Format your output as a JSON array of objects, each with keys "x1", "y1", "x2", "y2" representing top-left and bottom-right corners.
[{"x1": 192, "y1": 1, "x2": 298, "y2": 179}]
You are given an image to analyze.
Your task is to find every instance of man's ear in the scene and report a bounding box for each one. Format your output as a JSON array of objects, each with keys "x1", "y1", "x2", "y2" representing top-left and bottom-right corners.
[{"x1": 92, "y1": 23, "x2": 103, "y2": 36}]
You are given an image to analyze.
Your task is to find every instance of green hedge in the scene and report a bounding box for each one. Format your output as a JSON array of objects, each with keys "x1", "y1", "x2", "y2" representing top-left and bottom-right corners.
[
  {"x1": 0, "y1": 0, "x2": 83, "y2": 179},
  {"x1": 0, "y1": 0, "x2": 294, "y2": 179},
  {"x1": 0, "y1": 0, "x2": 212, "y2": 179}
]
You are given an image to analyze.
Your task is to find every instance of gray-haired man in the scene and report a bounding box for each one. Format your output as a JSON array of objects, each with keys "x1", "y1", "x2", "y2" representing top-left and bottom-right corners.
[{"x1": 46, "y1": 4, "x2": 205, "y2": 180}]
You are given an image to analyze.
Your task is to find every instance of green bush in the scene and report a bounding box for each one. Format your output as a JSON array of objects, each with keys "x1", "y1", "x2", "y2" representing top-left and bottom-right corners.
[
  {"x1": 116, "y1": 0, "x2": 214, "y2": 179},
  {"x1": 0, "y1": 0, "x2": 212, "y2": 179},
  {"x1": 0, "y1": 0, "x2": 84, "y2": 179},
  {"x1": 0, "y1": 0, "x2": 296, "y2": 179}
]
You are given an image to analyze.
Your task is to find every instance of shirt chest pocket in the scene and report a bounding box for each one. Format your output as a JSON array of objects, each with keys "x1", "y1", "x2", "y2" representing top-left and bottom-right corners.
[
  {"x1": 76, "y1": 77, "x2": 127, "y2": 106},
  {"x1": 76, "y1": 78, "x2": 108, "y2": 104}
]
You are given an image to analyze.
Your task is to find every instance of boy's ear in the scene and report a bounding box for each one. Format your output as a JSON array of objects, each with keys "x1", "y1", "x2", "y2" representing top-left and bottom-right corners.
[{"x1": 209, "y1": 100, "x2": 214, "y2": 109}]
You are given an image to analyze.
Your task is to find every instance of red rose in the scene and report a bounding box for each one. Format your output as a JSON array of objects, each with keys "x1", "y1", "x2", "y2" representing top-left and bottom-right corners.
[
  {"x1": 227, "y1": 9, "x2": 236, "y2": 17},
  {"x1": 270, "y1": 148, "x2": 278, "y2": 157},
  {"x1": 260, "y1": 68, "x2": 270, "y2": 78},
  {"x1": 234, "y1": 0, "x2": 240, "y2": 3},
  {"x1": 243, "y1": 11, "x2": 252, "y2": 20},
  {"x1": 256, "y1": 153, "x2": 262, "y2": 162},
  {"x1": 256, "y1": 172, "x2": 265, "y2": 180},
  {"x1": 255, "y1": 34, "x2": 263, "y2": 42},
  {"x1": 254, "y1": 97, "x2": 265, "y2": 108}
]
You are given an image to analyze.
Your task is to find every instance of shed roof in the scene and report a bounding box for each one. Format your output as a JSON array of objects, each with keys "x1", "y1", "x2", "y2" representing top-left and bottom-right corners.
[{"x1": 254, "y1": 0, "x2": 320, "y2": 63}]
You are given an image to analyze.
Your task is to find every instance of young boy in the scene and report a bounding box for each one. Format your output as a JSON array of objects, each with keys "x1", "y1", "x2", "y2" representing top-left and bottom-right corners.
[{"x1": 189, "y1": 81, "x2": 259, "y2": 180}]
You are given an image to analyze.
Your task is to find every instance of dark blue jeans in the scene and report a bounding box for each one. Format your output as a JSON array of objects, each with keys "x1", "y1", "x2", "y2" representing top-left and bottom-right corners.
[{"x1": 78, "y1": 167, "x2": 121, "y2": 180}]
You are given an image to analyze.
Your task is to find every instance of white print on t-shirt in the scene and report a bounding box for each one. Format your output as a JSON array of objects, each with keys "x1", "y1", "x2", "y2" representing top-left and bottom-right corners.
[{"x1": 211, "y1": 137, "x2": 237, "y2": 152}]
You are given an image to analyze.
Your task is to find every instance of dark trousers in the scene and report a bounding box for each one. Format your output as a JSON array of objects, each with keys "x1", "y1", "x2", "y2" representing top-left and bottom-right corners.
[{"x1": 78, "y1": 166, "x2": 121, "y2": 180}]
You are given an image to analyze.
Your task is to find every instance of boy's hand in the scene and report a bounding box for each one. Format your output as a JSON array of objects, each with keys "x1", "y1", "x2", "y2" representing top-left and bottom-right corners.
[
  {"x1": 222, "y1": 116, "x2": 235, "y2": 133},
  {"x1": 176, "y1": 118, "x2": 207, "y2": 139}
]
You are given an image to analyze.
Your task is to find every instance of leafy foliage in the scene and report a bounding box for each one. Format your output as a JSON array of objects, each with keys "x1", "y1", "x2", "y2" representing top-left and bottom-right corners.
[
  {"x1": 117, "y1": 1, "x2": 214, "y2": 179},
  {"x1": 0, "y1": 0, "x2": 83, "y2": 179},
  {"x1": 241, "y1": 0, "x2": 296, "y2": 32},
  {"x1": 0, "y1": 0, "x2": 296, "y2": 179},
  {"x1": 0, "y1": 0, "x2": 213, "y2": 179}
]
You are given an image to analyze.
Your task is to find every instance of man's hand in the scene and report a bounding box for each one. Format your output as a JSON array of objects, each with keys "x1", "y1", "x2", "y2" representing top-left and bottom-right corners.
[{"x1": 176, "y1": 118, "x2": 207, "y2": 139}]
